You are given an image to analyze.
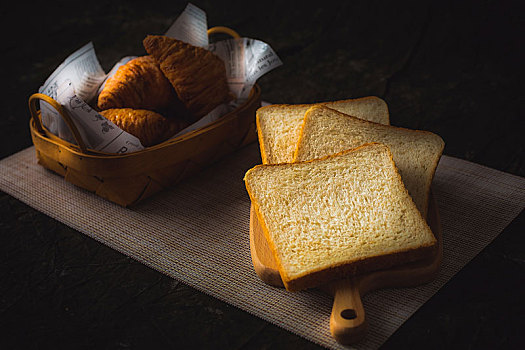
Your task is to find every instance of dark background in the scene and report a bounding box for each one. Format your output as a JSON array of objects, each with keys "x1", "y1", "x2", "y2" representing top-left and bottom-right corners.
[{"x1": 1, "y1": 0, "x2": 524, "y2": 349}]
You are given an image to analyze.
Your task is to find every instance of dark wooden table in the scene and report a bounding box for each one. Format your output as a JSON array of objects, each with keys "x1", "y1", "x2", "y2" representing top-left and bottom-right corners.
[{"x1": 1, "y1": 1, "x2": 523, "y2": 349}]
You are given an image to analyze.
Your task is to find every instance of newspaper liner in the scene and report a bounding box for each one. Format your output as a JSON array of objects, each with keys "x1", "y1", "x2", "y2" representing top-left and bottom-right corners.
[{"x1": 38, "y1": 3, "x2": 282, "y2": 154}]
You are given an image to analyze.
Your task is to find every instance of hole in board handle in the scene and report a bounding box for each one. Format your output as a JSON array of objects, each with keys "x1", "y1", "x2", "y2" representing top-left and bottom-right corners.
[{"x1": 340, "y1": 309, "x2": 357, "y2": 320}]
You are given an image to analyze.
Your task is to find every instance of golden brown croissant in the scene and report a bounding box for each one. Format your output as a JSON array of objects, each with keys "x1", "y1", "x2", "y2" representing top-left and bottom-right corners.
[
  {"x1": 100, "y1": 108, "x2": 188, "y2": 147},
  {"x1": 97, "y1": 56, "x2": 183, "y2": 114},
  {"x1": 143, "y1": 35, "x2": 233, "y2": 120}
]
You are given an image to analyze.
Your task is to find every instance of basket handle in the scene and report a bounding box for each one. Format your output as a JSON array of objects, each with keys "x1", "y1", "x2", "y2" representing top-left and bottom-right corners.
[
  {"x1": 28, "y1": 93, "x2": 89, "y2": 153},
  {"x1": 207, "y1": 26, "x2": 240, "y2": 39}
]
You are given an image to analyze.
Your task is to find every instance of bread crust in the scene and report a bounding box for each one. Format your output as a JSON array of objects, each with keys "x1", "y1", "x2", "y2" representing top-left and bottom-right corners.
[
  {"x1": 255, "y1": 111, "x2": 270, "y2": 164},
  {"x1": 284, "y1": 242, "x2": 437, "y2": 292}
]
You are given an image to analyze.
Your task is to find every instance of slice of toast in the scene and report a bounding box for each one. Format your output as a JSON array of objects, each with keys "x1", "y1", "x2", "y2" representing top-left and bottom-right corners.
[
  {"x1": 244, "y1": 143, "x2": 437, "y2": 292},
  {"x1": 256, "y1": 96, "x2": 389, "y2": 164},
  {"x1": 294, "y1": 105, "x2": 444, "y2": 217}
]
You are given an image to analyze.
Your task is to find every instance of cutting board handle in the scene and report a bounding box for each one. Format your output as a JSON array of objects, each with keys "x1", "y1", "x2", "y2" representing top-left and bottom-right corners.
[{"x1": 329, "y1": 278, "x2": 368, "y2": 344}]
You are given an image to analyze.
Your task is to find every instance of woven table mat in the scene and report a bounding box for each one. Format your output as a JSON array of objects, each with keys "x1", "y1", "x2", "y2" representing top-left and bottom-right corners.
[{"x1": 1, "y1": 145, "x2": 524, "y2": 349}]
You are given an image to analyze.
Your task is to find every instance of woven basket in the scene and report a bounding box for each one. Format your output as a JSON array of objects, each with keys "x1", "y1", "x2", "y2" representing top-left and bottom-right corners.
[{"x1": 28, "y1": 27, "x2": 262, "y2": 207}]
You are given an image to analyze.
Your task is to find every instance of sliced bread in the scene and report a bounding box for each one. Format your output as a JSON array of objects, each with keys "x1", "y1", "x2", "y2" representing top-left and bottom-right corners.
[
  {"x1": 256, "y1": 96, "x2": 389, "y2": 164},
  {"x1": 294, "y1": 105, "x2": 444, "y2": 217},
  {"x1": 244, "y1": 143, "x2": 437, "y2": 292}
]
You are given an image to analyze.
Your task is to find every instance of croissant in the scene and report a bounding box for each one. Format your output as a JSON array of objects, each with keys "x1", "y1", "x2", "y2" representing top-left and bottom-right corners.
[
  {"x1": 143, "y1": 35, "x2": 233, "y2": 121},
  {"x1": 97, "y1": 56, "x2": 183, "y2": 114},
  {"x1": 100, "y1": 108, "x2": 188, "y2": 147}
]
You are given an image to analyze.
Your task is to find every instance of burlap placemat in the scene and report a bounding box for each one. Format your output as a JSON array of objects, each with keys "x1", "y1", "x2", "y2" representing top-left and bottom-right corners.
[{"x1": 1, "y1": 144, "x2": 524, "y2": 349}]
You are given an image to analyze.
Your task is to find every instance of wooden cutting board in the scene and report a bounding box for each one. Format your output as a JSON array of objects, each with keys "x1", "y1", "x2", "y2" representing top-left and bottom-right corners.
[{"x1": 249, "y1": 191, "x2": 442, "y2": 345}]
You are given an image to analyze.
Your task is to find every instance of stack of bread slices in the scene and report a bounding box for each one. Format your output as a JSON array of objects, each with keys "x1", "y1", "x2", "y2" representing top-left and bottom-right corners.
[{"x1": 244, "y1": 97, "x2": 444, "y2": 292}]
